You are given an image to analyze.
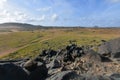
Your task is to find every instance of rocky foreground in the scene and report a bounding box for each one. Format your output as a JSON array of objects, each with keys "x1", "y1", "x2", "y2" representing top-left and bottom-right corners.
[{"x1": 0, "y1": 38, "x2": 120, "y2": 80}]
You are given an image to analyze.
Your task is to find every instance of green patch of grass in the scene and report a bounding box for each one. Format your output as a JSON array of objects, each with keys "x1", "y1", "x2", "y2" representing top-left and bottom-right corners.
[{"x1": 0, "y1": 31, "x2": 44, "y2": 51}]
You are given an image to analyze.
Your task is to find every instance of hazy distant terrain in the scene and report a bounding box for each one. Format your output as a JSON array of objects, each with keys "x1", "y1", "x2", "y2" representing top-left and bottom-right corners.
[{"x1": 0, "y1": 23, "x2": 43, "y2": 32}]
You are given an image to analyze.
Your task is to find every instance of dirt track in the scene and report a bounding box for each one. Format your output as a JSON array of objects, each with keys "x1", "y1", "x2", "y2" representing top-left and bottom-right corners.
[{"x1": 0, "y1": 38, "x2": 52, "y2": 57}]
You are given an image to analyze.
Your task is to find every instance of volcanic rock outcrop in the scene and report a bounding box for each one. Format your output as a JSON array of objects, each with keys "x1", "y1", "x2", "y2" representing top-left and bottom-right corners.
[{"x1": 0, "y1": 38, "x2": 120, "y2": 80}]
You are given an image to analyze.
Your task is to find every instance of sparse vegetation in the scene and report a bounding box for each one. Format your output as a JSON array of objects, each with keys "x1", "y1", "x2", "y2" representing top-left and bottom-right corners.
[{"x1": 0, "y1": 28, "x2": 120, "y2": 59}]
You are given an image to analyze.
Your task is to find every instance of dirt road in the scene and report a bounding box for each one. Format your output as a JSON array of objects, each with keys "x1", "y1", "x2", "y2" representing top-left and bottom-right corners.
[{"x1": 0, "y1": 37, "x2": 52, "y2": 57}]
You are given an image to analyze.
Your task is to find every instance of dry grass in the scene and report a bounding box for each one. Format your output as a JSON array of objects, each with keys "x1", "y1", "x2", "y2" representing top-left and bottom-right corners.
[{"x1": 0, "y1": 28, "x2": 120, "y2": 59}]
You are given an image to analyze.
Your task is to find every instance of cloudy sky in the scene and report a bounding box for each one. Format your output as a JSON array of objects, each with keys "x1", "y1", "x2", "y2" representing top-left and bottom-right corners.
[{"x1": 0, "y1": 0, "x2": 120, "y2": 27}]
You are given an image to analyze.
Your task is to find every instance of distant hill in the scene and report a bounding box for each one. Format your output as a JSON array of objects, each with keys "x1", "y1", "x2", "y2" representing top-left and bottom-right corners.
[
  {"x1": 0, "y1": 23, "x2": 43, "y2": 31},
  {"x1": 0, "y1": 23, "x2": 120, "y2": 31},
  {"x1": 0, "y1": 23, "x2": 85, "y2": 31}
]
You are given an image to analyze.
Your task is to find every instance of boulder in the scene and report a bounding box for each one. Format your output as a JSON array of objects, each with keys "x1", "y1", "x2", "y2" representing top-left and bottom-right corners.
[
  {"x1": 46, "y1": 71, "x2": 82, "y2": 80},
  {"x1": 110, "y1": 73, "x2": 120, "y2": 80},
  {"x1": 28, "y1": 62, "x2": 48, "y2": 80},
  {"x1": 0, "y1": 63, "x2": 28, "y2": 80},
  {"x1": 98, "y1": 38, "x2": 120, "y2": 58},
  {"x1": 95, "y1": 75, "x2": 111, "y2": 80},
  {"x1": 83, "y1": 50, "x2": 101, "y2": 62},
  {"x1": 81, "y1": 75, "x2": 111, "y2": 80}
]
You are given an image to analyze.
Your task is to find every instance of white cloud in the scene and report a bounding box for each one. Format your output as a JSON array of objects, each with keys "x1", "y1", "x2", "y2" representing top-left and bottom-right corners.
[
  {"x1": 0, "y1": 10, "x2": 8, "y2": 17},
  {"x1": 27, "y1": 15, "x2": 46, "y2": 22},
  {"x1": 0, "y1": 0, "x2": 7, "y2": 5},
  {"x1": 0, "y1": 0, "x2": 7, "y2": 9},
  {"x1": 0, "y1": 8, "x2": 48, "y2": 23},
  {"x1": 37, "y1": 7, "x2": 52, "y2": 11},
  {"x1": 0, "y1": 10, "x2": 30, "y2": 23},
  {"x1": 0, "y1": 0, "x2": 48, "y2": 24},
  {"x1": 15, "y1": 12, "x2": 29, "y2": 21},
  {"x1": 51, "y1": 14, "x2": 59, "y2": 22},
  {"x1": 3, "y1": 11, "x2": 47, "y2": 23},
  {"x1": 39, "y1": 15, "x2": 46, "y2": 21}
]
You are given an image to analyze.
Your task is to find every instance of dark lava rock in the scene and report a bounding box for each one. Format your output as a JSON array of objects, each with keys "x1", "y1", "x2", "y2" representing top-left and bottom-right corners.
[
  {"x1": 98, "y1": 38, "x2": 120, "y2": 58},
  {"x1": 47, "y1": 59, "x2": 61, "y2": 69},
  {"x1": 66, "y1": 44, "x2": 76, "y2": 51},
  {"x1": 47, "y1": 50, "x2": 57, "y2": 57},
  {"x1": 34, "y1": 56, "x2": 45, "y2": 62},
  {"x1": 72, "y1": 47, "x2": 84, "y2": 58},
  {"x1": 39, "y1": 49, "x2": 48, "y2": 56},
  {"x1": 110, "y1": 73, "x2": 120, "y2": 80},
  {"x1": 0, "y1": 63, "x2": 28, "y2": 80},
  {"x1": 63, "y1": 45, "x2": 84, "y2": 62},
  {"x1": 0, "y1": 42, "x2": 120, "y2": 80},
  {"x1": 28, "y1": 62, "x2": 48, "y2": 80},
  {"x1": 63, "y1": 52, "x2": 74, "y2": 62},
  {"x1": 81, "y1": 75, "x2": 111, "y2": 80},
  {"x1": 23, "y1": 59, "x2": 37, "y2": 72},
  {"x1": 40, "y1": 49, "x2": 57, "y2": 57},
  {"x1": 100, "y1": 55, "x2": 112, "y2": 62},
  {"x1": 96, "y1": 75, "x2": 111, "y2": 80},
  {"x1": 38, "y1": 49, "x2": 57, "y2": 62},
  {"x1": 23, "y1": 59, "x2": 48, "y2": 80},
  {"x1": 46, "y1": 71, "x2": 83, "y2": 80}
]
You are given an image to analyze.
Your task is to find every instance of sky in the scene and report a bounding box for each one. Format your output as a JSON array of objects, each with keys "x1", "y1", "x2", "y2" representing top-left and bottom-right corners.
[{"x1": 0, "y1": 0, "x2": 120, "y2": 27}]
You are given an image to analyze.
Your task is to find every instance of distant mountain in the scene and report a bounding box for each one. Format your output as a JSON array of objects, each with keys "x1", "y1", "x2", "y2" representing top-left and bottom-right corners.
[{"x1": 0, "y1": 22, "x2": 43, "y2": 30}]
